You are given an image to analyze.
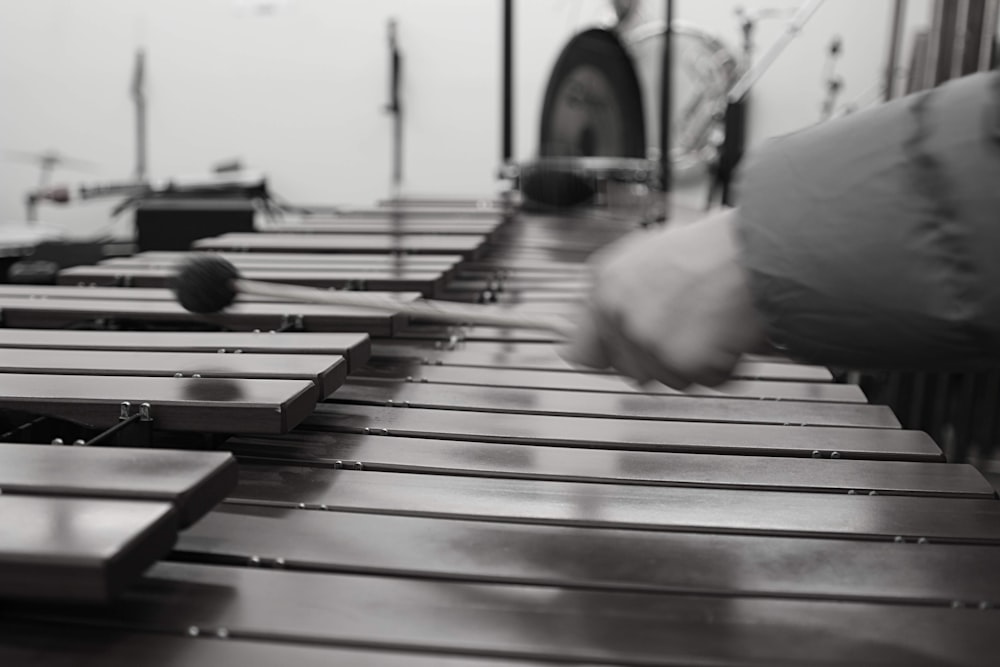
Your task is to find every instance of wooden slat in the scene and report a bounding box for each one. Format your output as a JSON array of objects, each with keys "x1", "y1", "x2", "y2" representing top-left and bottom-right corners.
[
  {"x1": 59, "y1": 266, "x2": 445, "y2": 294},
  {"x1": 0, "y1": 496, "x2": 175, "y2": 602},
  {"x1": 105, "y1": 250, "x2": 464, "y2": 268},
  {"x1": 0, "y1": 443, "x2": 236, "y2": 526},
  {"x1": 227, "y1": 431, "x2": 991, "y2": 497},
  {"x1": 447, "y1": 278, "x2": 588, "y2": 292},
  {"x1": 0, "y1": 284, "x2": 423, "y2": 304},
  {"x1": 0, "y1": 329, "x2": 371, "y2": 370},
  {"x1": 389, "y1": 325, "x2": 563, "y2": 344},
  {"x1": 265, "y1": 221, "x2": 501, "y2": 235},
  {"x1": 0, "y1": 298, "x2": 406, "y2": 335},
  {"x1": 182, "y1": 504, "x2": 1000, "y2": 601},
  {"x1": 304, "y1": 404, "x2": 942, "y2": 460},
  {"x1": 436, "y1": 291, "x2": 585, "y2": 304},
  {"x1": 461, "y1": 258, "x2": 592, "y2": 272},
  {"x1": 458, "y1": 264, "x2": 588, "y2": 277},
  {"x1": 15, "y1": 560, "x2": 1000, "y2": 665},
  {"x1": 355, "y1": 361, "x2": 867, "y2": 402},
  {"x1": 0, "y1": 348, "x2": 348, "y2": 397},
  {"x1": 370, "y1": 342, "x2": 834, "y2": 381},
  {"x1": 330, "y1": 205, "x2": 505, "y2": 217},
  {"x1": 193, "y1": 233, "x2": 488, "y2": 257},
  {"x1": 0, "y1": 374, "x2": 318, "y2": 434},
  {"x1": 231, "y1": 467, "x2": 1000, "y2": 543},
  {"x1": 377, "y1": 195, "x2": 503, "y2": 207},
  {"x1": 331, "y1": 378, "x2": 897, "y2": 427},
  {"x1": 0, "y1": 624, "x2": 530, "y2": 667}
]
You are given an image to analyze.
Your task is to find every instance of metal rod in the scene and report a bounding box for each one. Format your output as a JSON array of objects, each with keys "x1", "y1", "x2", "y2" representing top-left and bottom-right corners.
[
  {"x1": 728, "y1": 0, "x2": 827, "y2": 103},
  {"x1": 231, "y1": 278, "x2": 571, "y2": 335},
  {"x1": 885, "y1": 0, "x2": 907, "y2": 100},
  {"x1": 660, "y1": 0, "x2": 673, "y2": 200},
  {"x1": 502, "y1": 0, "x2": 514, "y2": 163},
  {"x1": 83, "y1": 413, "x2": 141, "y2": 447}
]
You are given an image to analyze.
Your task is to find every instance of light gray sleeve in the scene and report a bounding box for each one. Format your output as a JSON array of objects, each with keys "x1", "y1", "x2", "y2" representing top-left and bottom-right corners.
[{"x1": 734, "y1": 71, "x2": 1000, "y2": 369}]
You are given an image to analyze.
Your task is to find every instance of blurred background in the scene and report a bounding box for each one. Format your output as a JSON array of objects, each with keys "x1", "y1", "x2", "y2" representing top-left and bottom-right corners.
[{"x1": 0, "y1": 0, "x2": 936, "y2": 237}]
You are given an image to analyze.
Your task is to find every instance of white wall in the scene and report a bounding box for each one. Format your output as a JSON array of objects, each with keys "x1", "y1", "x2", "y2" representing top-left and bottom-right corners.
[
  {"x1": 0, "y1": 0, "x2": 932, "y2": 236},
  {"x1": 0, "y1": 0, "x2": 502, "y2": 236}
]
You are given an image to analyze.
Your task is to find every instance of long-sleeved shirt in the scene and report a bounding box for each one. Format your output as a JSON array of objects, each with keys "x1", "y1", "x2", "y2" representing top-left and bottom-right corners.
[{"x1": 735, "y1": 71, "x2": 1000, "y2": 369}]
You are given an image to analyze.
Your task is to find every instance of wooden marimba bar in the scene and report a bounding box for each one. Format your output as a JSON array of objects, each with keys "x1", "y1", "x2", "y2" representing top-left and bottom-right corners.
[{"x1": 1, "y1": 201, "x2": 1000, "y2": 666}]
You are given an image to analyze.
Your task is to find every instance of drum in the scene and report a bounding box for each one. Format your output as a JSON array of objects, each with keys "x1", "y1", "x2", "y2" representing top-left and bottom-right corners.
[{"x1": 522, "y1": 20, "x2": 737, "y2": 211}]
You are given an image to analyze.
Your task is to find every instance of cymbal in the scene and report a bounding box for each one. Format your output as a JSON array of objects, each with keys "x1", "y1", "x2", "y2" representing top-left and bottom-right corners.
[{"x1": 3, "y1": 149, "x2": 99, "y2": 172}]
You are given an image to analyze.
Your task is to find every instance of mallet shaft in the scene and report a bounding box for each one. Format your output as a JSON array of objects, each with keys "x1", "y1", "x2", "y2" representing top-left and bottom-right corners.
[{"x1": 232, "y1": 278, "x2": 573, "y2": 336}]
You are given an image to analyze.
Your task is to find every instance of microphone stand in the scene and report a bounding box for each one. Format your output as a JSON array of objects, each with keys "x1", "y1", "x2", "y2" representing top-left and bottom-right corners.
[
  {"x1": 385, "y1": 19, "x2": 403, "y2": 200},
  {"x1": 131, "y1": 48, "x2": 148, "y2": 182}
]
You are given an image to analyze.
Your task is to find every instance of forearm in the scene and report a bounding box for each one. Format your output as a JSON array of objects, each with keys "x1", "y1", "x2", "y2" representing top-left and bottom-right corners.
[{"x1": 734, "y1": 72, "x2": 1000, "y2": 369}]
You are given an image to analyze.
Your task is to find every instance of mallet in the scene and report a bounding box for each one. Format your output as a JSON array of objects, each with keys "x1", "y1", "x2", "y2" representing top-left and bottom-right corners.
[{"x1": 172, "y1": 254, "x2": 573, "y2": 335}]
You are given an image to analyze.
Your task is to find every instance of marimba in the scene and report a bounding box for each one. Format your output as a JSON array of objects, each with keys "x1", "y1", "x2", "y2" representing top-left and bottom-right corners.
[{"x1": 1, "y1": 202, "x2": 999, "y2": 666}]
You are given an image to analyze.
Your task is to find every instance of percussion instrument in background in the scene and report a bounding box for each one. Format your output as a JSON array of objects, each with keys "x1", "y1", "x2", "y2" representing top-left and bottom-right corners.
[
  {"x1": 0, "y1": 198, "x2": 998, "y2": 666},
  {"x1": 515, "y1": 19, "x2": 736, "y2": 216}
]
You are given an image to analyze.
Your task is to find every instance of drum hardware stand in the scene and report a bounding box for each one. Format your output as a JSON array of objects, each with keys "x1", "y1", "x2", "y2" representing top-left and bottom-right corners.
[
  {"x1": 708, "y1": 0, "x2": 827, "y2": 208},
  {"x1": 14, "y1": 150, "x2": 98, "y2": 223},
  {"x1": 500, "y1": 0, "x2": 515, "y2": 194}
]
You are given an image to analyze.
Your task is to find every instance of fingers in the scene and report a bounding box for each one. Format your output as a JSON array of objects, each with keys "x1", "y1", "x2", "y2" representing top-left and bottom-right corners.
[
  {"x1": 564, "y1": 303, "x2": 699, "y2": 389},
  {"x1": 559, "y1": 308, "x2": 612, "y2": 370},
  {"x1": 562, "y1": 210, "x2": 761, "y2": 391}
]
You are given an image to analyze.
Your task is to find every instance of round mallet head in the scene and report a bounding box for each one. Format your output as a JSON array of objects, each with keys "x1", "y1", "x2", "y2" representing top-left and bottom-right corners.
[{"x1": 172, "y1": 255, "x2": 241, "y2": 313}]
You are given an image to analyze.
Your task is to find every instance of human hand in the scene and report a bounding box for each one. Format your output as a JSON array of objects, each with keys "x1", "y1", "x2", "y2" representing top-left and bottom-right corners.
[{"x1": 562, "y1": 208, "x2": 767, "y2": 389}]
